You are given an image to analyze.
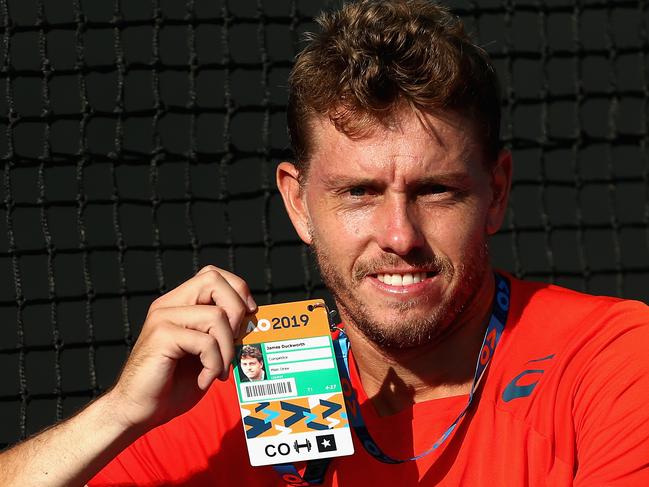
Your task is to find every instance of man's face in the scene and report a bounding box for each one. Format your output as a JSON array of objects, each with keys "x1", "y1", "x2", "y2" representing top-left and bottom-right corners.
[
  {"x1": 240, "y1": 356, "x2": 263, "y2": 380},
  {"x1": 279, "y1": 110, "x2": 510, "y2": 349}
]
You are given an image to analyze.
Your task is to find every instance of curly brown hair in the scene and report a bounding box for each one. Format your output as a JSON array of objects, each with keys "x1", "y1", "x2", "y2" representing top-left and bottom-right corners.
[
  {"x1": 287, "y1": 0, "x2": 501, "y2": 173},
  {"x1": 240, "y1": 345, "x2": 263, "y2": 363}
]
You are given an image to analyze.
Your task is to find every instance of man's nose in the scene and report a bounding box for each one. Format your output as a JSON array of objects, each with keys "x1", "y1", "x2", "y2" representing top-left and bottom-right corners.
[{"x1": 374, "y1": 195, "x2": 424, "y2": 255}]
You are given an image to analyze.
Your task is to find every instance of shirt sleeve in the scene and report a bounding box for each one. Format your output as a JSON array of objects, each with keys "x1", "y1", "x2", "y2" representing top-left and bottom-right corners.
[
  {"x1": 88, "y1": 407, "x2": 214, "y2": 486},
  {"x1": 573, "y1": 303, "x2": 649, "y2": 485},
  {"x1": 87, "y1": 377, "x2": 244, "y2": 486},
  {"x1": 87, "y1": 426, "x2": 182, "y2": 486}
]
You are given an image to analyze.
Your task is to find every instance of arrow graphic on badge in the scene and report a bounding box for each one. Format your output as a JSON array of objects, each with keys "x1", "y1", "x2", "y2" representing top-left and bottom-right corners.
[
  {"x1": 303, "y1": 411, "x2": 329, "y2": 430},
  {"x1": 319, "y1": 399, "x2": 342, "y2": 418},
  {"x1": 262, "y1": 408, "x2": 280, "y2": 424},
  {"x1": 274, "y1": 424, "x2": 292, "y2": 435},
  {"x1": 281, "y1": 401, "x2": 310, "y2": 427},
  {"x1": 244, "y1": 416, "x2": 272, "y2": 439}
]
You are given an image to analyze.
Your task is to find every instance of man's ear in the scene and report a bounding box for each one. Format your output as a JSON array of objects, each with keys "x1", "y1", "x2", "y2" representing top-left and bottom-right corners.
[
  {"x1": 486, "y1": 149, "x2": 512, "y2": 235},
  {"x1": 276, "y1": 162, "x2": 312, "y2": 245}
]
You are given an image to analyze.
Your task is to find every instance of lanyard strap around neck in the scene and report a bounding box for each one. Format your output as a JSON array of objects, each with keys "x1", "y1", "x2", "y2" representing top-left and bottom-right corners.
[{"x1": 272, "y1": 273, "x2": 510, "y2": 483}]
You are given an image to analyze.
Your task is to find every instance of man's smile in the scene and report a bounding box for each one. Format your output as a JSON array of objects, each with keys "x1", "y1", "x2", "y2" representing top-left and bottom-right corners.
[
  {"x1": 374, "y1": 271, "x2": 431, "y2": 286},
  {"x1": 365, "y1": 270, "x2": 443, "y2": 297}
]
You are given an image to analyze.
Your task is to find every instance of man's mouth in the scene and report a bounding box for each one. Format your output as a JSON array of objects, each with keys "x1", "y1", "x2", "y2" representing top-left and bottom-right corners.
[{"x1": 374, "y1": 271, "x2": 432, "y2": 286}]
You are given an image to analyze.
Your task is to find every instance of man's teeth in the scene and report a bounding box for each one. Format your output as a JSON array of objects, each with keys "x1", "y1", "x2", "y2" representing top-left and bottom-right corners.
[{"x1": 376, "y1": 272, "x2": 427, "y2": 286}]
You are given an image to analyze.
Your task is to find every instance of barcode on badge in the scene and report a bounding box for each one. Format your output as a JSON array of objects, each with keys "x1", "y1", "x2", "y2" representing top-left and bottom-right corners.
[{"x1": 240, "y1": 378, "x2": 297, "y2": 401}]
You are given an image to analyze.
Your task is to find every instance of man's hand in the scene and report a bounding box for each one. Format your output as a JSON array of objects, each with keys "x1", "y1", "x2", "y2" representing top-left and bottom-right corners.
[
  {"x1": 106, "y1": 265, "x2": 257, "y2": 432},
  {"x1": 0, "y1": 265, "x2": 256, "y2": 487}
]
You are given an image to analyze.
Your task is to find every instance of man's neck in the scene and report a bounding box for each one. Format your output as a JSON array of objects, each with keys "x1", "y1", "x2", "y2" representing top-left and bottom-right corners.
[{"x1": 342, "y1": 271, "x2": 496, "y2": 417}]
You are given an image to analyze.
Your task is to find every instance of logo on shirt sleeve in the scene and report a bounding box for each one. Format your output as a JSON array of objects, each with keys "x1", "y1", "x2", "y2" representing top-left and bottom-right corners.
[{"x1": 502, "y1": 354, "x2": 555, "y2": 403}]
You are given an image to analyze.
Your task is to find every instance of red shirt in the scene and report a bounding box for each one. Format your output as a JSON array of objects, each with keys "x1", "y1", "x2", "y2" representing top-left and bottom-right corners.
[{"x1": 89, "y1": 276, "x2": 649, "y2": 485}]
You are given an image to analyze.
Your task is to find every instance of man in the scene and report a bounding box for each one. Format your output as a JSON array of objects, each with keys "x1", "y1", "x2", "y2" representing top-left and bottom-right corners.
[
  {"x1": 1, "y1": 0, "x2": 649, "y2": 485},
  {"x1": 239, "y1": 345, "x2": 266, "y2": 382}
]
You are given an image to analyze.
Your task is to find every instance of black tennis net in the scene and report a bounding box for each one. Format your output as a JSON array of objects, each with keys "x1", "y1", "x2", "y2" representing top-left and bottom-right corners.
[{"x1": 0, "y1": 0, "x2": 647, "y2": 448}]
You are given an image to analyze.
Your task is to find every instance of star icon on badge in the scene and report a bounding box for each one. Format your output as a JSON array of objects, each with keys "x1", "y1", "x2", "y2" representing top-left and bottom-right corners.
[{"x1": 316, "y1": 434, "x2": 337, "y2": 452}]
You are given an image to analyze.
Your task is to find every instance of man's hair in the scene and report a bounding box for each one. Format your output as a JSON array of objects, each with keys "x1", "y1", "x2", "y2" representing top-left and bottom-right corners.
[
  {"x1": 287, "y1": 0, "x2": 501, "y2": 173},
  {"x1": 240, "y1": 345, "x2": 263, "y2": 363}
]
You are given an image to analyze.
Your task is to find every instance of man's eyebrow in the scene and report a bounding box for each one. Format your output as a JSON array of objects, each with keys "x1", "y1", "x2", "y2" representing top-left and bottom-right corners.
[
  {"x1": 321, "y1": 175, "x2": 382, "y2": 189},
  {"x1": 320, "y1": 172, "x2": 472, "y2": 189},
  {"x1": 409, "y1": 173, "x2": 473, "y2": 187}
]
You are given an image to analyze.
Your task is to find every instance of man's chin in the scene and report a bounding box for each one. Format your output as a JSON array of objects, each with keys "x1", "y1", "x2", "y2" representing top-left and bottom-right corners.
[
  {"x1": 343, "y1": 306, "x2": 453, "y2": 350},
  {"x1": 351, "y1": 322, "x2": 444, "y2": 350}
]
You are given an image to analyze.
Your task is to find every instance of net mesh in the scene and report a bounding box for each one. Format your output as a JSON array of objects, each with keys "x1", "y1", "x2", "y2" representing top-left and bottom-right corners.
[{"x1": 0, "y1": 0, "x2": 648, "y2": 447}]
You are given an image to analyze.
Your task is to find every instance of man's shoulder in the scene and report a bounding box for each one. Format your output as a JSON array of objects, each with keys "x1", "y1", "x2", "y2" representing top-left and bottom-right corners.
[
  {"x1": 486, "y1": 276, "x2": 649, "y2": 485},
  {"x1": 491, "y1": 273, "x2": 649, "y2": 421},
  {"x1": 506, "y1": 271, "x2": 648, "y2": 325},
  {"x1": 499, "y1": 272, "x2": 649, "y2": 368}
]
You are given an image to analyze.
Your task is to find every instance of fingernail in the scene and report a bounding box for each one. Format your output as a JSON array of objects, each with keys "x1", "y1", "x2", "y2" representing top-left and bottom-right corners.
[{"x1": 247, "y1": 296, "x2": 257, "y2": 312}]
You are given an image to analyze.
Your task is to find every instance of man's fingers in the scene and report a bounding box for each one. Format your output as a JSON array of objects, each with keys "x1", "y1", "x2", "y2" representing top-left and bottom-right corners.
[
  {"x1": 203, "y1": 267, "x2": 258, "y2": 313},
  {"x1": 197, "y1": 271, "x2": 250, "y2": 335},
  {"x1": 150, "y1": 266, "x2": 256, "y2": 333},
  {"x1": 156, "y1": 305, "x2": 237, "y2": 375},
  {"x1": 195, "y1": 265, "x2": 256, "y2": 311},
  {"x1": 163, "y1": 325, "x2": 226, "y2": 391},
  {"x1": 138, "y1": 266, "x2": 258, "y2": 392}
]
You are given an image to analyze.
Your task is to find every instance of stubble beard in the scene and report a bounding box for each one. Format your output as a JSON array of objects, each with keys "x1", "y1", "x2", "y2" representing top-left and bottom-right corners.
[{"x1": 311, "y1": 234, "x2": 490, "y2": 350}]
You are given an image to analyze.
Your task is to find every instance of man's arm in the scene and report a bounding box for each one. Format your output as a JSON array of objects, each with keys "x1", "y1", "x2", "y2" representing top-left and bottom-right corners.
[
  {"x1": 0, "y1": 391, "x2": 141, "y2": 487},
  {"x1": 0, "y1": 265, "x2": 256, "y2": 487}
]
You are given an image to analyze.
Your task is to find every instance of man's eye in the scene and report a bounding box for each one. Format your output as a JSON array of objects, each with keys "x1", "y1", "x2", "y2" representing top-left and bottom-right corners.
[
  {"x1": 349, "y1": 187, "x2": 368, "y2": 197},
  {"x1": 421, "y1": 184, "x2": 448, "y2": 195}
]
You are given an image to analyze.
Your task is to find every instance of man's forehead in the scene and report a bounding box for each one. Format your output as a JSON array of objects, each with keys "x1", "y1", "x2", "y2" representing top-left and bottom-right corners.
[{"x1": 306, "y1": 110, "x2": 480, "y2": 179}]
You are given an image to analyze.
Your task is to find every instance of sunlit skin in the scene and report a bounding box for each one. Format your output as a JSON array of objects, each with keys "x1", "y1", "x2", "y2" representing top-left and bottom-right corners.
[
  {"x1": 277, "y1": 109, "x2": 511, "y2": 414},
  {"x1": 240, "y1": 357, "x2": 264, "y2": 381}
]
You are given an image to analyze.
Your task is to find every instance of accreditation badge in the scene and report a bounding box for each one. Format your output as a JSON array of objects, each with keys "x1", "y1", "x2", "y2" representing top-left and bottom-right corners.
[{"x1": 233, "y1": 299, "x2": 354, "y2": 466}]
